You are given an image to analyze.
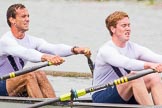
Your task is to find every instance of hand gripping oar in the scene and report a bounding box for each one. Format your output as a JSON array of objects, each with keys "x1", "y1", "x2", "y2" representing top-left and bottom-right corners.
[
  {"x1": 0, "y1": 62, "x2": 53, "y2": 81},
  {"x1": 86, "y1": 56, "x2": 94, "y2": 74},
  {"x1": 28, "y1": 69, "x2": 155, "y2": 108}
]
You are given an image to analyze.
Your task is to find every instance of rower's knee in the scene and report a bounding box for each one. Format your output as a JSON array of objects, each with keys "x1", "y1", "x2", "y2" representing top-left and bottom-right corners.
[
  {"x1": 35, "y1": 70, "x2": 46, "y2": 77},
  {"x1": 26, "y1": 72, "x2": 37, "y2": 80},
  {"x1": 149, "y1": 74, "x2": 161, "y2": 86},
  {"x1": 131, "y1": 77, "x2": 145, "y2": 87}
]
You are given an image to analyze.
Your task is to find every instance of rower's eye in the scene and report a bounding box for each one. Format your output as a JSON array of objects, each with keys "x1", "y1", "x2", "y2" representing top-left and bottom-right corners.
[
  {"x1": 22, "y1": 14, "x2": 29, "y2": 18},
  {"x1": 121, "y1": 24, "x2": 127, "y2": 28},
  {"x1": 121, "y1": 24, "x2": 130, "y2": 28}
]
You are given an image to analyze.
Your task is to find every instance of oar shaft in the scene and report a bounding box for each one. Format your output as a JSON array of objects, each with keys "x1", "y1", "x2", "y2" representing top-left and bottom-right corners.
[
  {"x1": 113, "y1": 69, "x2": 155, "y2": 85},
  {"x1": 0, "y1": 62, "x2": 51, "y2": 81},
  {"x1": 85, "y1": 69, "x2": 155, "y2": 94},
  {"x1": 28, "y1": 97, "x2": 60, "y2": 108},
  {"x1": 28, "y1": 69, "x2": 155, "y2": 108},
  {"x1": 87, "y1": 57, "x2": 94, "y2": 74},
  {"x1": 127, "y1": 69, "x2": 155, "y2": 81}
]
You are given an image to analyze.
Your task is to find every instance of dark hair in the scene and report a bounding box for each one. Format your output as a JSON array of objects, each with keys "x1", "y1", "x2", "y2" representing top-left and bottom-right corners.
[
  {"x1": 6, "y1": 3, "x2": 26, "y2": 27},
  {"x1": 105, "y1": 11, "x2": 129, "y2": 36}
]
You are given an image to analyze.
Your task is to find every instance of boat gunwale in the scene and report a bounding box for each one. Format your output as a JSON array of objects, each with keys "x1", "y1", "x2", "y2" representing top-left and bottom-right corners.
[{"x1": 0, "y1": 96, "x2": 161, "y2": 108}]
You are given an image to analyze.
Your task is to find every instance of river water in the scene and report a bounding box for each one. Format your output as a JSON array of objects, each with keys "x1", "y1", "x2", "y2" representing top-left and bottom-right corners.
[{"x1": 0, "y1": 0, "x2": 162, "y2": 96}]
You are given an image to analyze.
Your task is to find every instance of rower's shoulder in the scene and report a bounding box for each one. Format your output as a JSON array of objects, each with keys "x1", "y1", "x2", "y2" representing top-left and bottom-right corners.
[{"x1": 99, "y1": 41, "x2": 116, "y2": 51}]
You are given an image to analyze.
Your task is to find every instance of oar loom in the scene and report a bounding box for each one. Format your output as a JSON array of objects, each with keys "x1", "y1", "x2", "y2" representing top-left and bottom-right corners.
[
  {"x1": 28, "y1": 69, "x2": 156, "y2": 108},
  {"x1": 0, "y1": 62, "x2": 52, "y2": 81}
]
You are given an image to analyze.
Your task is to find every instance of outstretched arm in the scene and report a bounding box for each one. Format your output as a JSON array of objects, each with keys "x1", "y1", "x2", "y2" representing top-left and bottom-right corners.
[
  {"x1": 41, "y1": 54, "x2": 64, "y2": 65},
  {"x1": 71, "y1": 46, "x2": 91, "y2": 57}
]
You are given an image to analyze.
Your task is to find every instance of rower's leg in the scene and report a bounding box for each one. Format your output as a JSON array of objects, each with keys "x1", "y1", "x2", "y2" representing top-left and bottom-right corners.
[
  {"x1": 26, "y1": 73, "x2": 44, "y2": 98},
  {"x1": 130, "y1": 77, "x2": 153, "y2": 105},
  {"x1": 34, "y1": 70, "x2": 56, "y2": 98},
  {"x1": 6, "y1": 72, "x2": 43, "y2": 98},
  {"x1": 117, "y1": 77, "x2": 153, "y2": 105},
  {"x1": 144, "y1": 73, "x2": 162, "y2": 105}
]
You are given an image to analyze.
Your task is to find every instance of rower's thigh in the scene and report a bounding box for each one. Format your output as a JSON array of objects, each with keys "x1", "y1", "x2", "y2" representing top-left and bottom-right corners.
[
  {"x1": 117, "y1": 76, "x2": 147, "y2": 101},
  {"x1": 92, "y1": 86, "x2": 126, "y2": 103},
  {"x1": 6, "y1": 73, "x2": 36, "y2": 93},
  {"x1": 117, "y1": 81, "x2": 133, "y2": 96}
]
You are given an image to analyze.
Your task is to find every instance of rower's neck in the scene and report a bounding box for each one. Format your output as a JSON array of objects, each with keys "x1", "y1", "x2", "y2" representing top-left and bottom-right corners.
[
  {"x1": 112, "y1": 36, "x2": 126, "y2": 48},
  {"x1": 11, "y1": 28, "x2": 25, "y2": 39}
]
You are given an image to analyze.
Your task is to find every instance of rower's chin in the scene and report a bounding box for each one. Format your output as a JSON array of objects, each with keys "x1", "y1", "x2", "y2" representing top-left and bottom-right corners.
[
  {"x1": 125, "y1": 38, "x2": 130, "y2": 41},
  {"x1": 126, "y1": 35, "x2": 130, "y2": 40},
  {"x1": 23, "y1": 28, "x2": 29, "y2": 32}
]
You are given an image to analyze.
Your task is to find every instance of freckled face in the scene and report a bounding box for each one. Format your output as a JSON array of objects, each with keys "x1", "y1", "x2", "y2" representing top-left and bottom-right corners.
[{"x1": 112, "y1": 17, "x2": 131, "y2": 42}]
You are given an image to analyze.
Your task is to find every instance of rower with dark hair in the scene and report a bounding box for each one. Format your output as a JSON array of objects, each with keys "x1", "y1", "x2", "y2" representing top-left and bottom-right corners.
[{"x1": 0, "y1": 3, "x2": 91, "y2": 98}]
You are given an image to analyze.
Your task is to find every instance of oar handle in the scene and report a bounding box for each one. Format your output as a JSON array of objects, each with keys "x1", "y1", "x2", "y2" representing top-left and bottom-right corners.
[{"x1": 0, "y1": 62, "x2": 52, "y2": 81}]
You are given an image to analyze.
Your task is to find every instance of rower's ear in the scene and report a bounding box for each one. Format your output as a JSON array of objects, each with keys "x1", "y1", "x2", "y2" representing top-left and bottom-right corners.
[
  {"x1": 9, "y1": 17, "x2": 16, "y2": 26},
  {"x1": 110, "y1": 26, "x2": 115, "y2": 34}
]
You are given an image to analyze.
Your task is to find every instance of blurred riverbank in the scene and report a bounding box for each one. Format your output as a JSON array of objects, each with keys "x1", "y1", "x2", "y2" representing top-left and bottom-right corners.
[{"x1": 46, "y1": 70, "x2": 92, "y2": 78}]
